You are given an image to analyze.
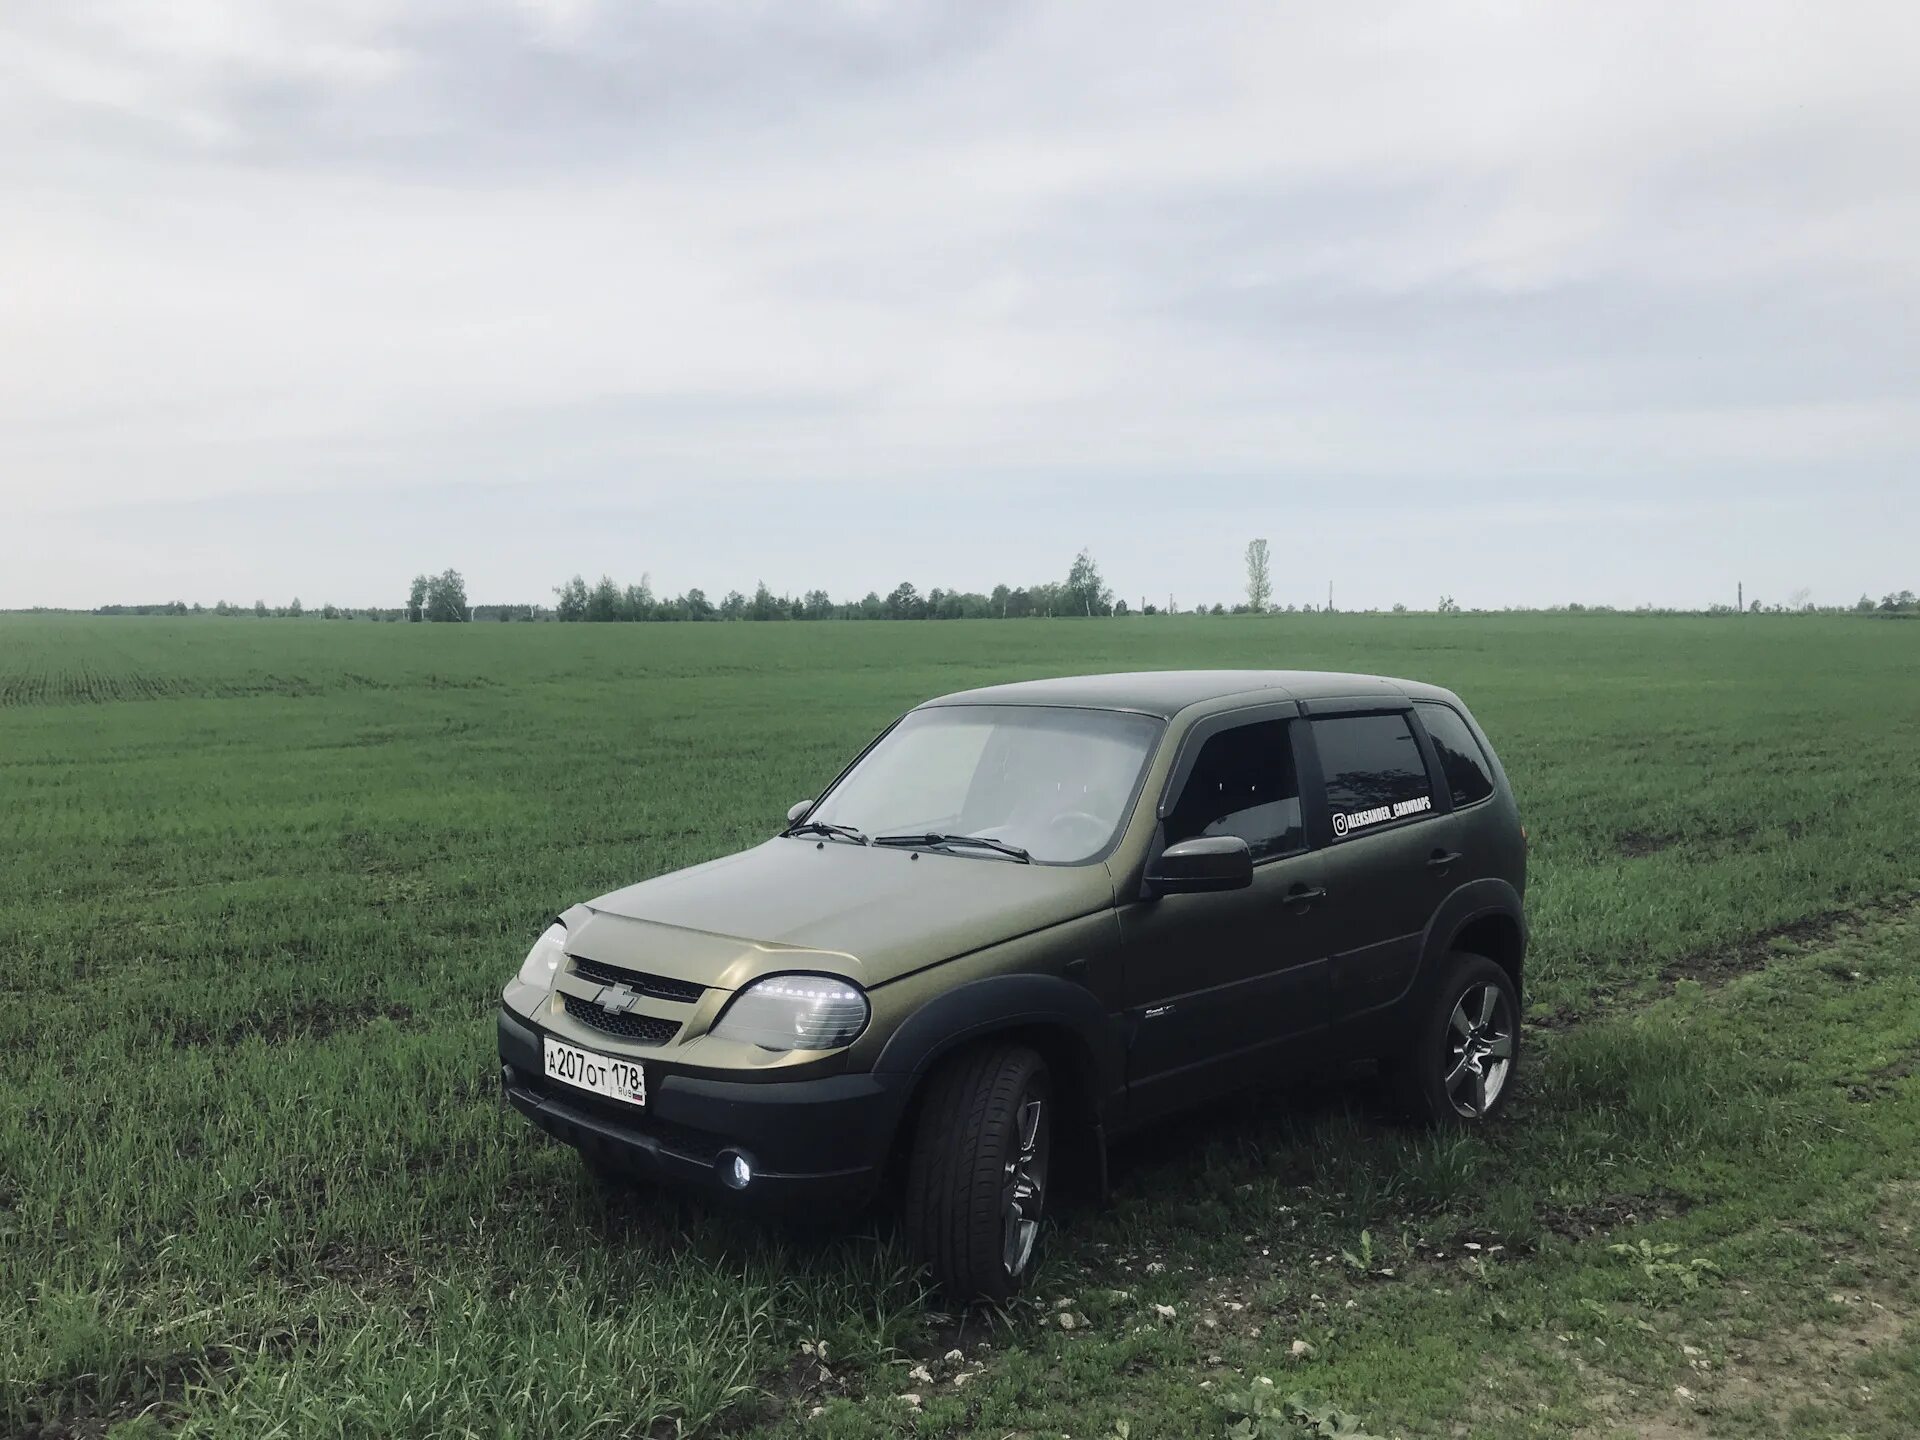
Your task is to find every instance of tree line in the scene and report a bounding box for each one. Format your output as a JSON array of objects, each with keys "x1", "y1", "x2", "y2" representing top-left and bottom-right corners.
[
  {"x1": 546, "y1": 550, "x2": 1126, "y2": 622},
  {"x1": 78, "y1": 544, "x2": 1920, "y2": 622}
]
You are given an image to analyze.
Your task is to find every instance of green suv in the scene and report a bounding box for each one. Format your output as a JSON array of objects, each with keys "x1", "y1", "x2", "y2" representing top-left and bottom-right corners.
[{"x1": 499, "y1": 670, "x2": 1526, "y2": 1300}]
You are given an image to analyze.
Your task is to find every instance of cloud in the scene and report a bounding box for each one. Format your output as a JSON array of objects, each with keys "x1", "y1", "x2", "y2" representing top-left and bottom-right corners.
[{"x1": 1, "y1": 0, "x2": 1916, "y2": 608}]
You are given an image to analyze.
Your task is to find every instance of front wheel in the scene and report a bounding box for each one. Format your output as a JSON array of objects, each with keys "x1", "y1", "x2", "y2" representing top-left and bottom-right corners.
[
  {"x1": 1395, "y1": 952, "x2": 1520, "y2": 1125},
  {"x1": 903, "y1": 1043, "x2": 1052, "y2": 1303}
]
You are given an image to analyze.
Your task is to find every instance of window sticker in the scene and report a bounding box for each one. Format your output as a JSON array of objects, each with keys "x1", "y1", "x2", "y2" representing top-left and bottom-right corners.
[{"x1": 1331, "y1": 793, "x2": 1431, "y2": 838}]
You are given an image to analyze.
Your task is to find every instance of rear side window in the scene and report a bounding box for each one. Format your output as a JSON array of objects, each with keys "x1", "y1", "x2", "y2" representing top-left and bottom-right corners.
[
  {"x1": 1417, "y1": 702, "x2": 1495, "y2": 807},
  {"x1": 1165, "y1": 720, "x2": 1302, "y2": 861},
  {"x1": 1312, "y1": 713, "x2": 1433, "y2": 839}
]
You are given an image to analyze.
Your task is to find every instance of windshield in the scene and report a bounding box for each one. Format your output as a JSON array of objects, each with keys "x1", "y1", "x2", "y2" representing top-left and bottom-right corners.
[{"x1": 804, "y1": 705, "x2": 1163, "y2": 864}]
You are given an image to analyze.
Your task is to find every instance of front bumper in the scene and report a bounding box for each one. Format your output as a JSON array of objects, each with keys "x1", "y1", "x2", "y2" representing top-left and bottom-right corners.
[{"x1": 497, "y1": 1007, "x2": 907, "y2": 1206}]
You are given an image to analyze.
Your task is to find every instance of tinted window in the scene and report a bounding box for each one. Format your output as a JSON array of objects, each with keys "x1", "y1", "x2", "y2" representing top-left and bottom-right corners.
[
  {"x1": 1165, "y1": 720, "x2": 1301, "y2": 861},
  {"x1": 1417, "y1": 702, "x2": 1495, "y2": 807},
  {"x1": 1313, "y1": 713, "x2": 1433, "y2": 839}
]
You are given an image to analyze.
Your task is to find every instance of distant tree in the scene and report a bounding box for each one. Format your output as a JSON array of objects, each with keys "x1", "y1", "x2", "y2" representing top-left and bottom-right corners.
[
  {"x1": 585, "y1": 575, "x2": 621, "y2": 622},
  {"x1": 1438, "y1": 595, "x2": 1460, "y2": 614},
  {"x1": 407, "y1": 574, "x2": 429, "y2": 622},
  {"x1": 616, "y1": 573, "x2": 654, "y2": 621},
  {"x1": 1064, "y1": 549, "x2": 1113, "y2": 616},
  {"x1": 683, "y1": 587, "x2": 715, "y2": 620},
  {"x1": 1856, "y1": 594, "x2": 1878, "y2": 613},
  {"x1": 1244, "y1": 539, "x2": 1272, "y2": 613},
  {"x1": 885, "y1": 582, "x2": 923, "y2": 620},
  {"x1": 1209, "y1": 602, "x2": 1225, "y2": 615},
  {"x1": 802, "y1": 589, "x2": 833, "y2": 619},
  {"x1": 321, "y1": 602, "x2": 340, "y2": 619},
  {"x1": 1114, "y1": 597, "x2": 1130, "y2": 616},
  {"x1": 425, "y1": 569, "x2": 469, "y2": 621},
  {"x1": 620, "y1": 576, "x2": 654, "y2": 621},
  {"x1": 554, "y1": 575, "x2": 589, "y2": 621},
  {"x1": 287, "y1": 596, "x2": 304, "y2": 617},
  {"x1": 719, "y1": 589, "x2": 747, "y2": 620},
  {"x1": 1392, "y1": 602, "x2": 1408, "y2": 614},
  {"x1": 749, "y1": 581, "x2": 780, "y2": 621},
  {"x1": 253, "y1": 599, "x2": 268, "y2": 617}
]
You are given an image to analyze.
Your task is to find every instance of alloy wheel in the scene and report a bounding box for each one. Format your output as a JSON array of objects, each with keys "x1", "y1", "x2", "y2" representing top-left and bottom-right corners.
[
  {"x1": 1001, "y1": 1095, "x2": 1047, "y2": 1276},
  {"x1": 1443, "y1": 982, "x2": 1515, "y2": 1118}
]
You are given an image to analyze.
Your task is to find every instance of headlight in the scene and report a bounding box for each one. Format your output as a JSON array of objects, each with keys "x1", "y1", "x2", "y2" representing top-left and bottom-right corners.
[
  {"x1": 515, "y1": 921, "x2": 568, "y2": 988},
  {"x1": 711, "y1": 974, "x2": 869, "y2": 1051}
]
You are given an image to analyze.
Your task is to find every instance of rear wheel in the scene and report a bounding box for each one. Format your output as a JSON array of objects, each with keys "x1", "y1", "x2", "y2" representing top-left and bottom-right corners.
[
  {"x1": 1395, "y1": 952, "x2": 1519, "y2": 1125},
  {"x1": 903, "y1": 1043, "x2": 1052, "y2": 1303}
]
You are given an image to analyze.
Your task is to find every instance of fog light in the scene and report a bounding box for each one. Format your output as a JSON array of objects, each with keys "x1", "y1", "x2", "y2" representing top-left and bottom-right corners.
[{"x1": 721, "y1": 1151, "x2": 753, "y2": 1189}]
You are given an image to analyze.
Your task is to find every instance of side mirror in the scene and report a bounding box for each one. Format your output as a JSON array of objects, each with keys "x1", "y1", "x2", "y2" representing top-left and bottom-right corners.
[
  {"x1": 786, "y1": 800, "x2": 813, "y2": 825},
  {"x1": 1144, "y1": 835, "x2": 1253, "y2": 896}
]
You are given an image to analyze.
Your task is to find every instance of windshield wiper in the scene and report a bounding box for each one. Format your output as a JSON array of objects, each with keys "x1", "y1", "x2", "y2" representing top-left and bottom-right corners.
[
  {"x1": 872, "y1": 831, "x2": 1032, "y2": 863},
  {"x1": 784, "y1": 820, "x2": 870, "y2": 845}
]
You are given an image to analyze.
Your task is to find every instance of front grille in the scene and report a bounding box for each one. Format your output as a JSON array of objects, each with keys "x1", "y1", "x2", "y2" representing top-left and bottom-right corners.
[
  {"x1": 569, "y1": 956, "x2": 705, "y2": 1003},
  {"x1": 562, "y1": 992, "x2": 682, "y2": 1045}
]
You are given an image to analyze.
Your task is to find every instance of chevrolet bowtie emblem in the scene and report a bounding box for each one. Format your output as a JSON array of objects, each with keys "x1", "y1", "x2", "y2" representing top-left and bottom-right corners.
[{"x1": 596, "y1": 982, "x2": 639, "y2": 1015}]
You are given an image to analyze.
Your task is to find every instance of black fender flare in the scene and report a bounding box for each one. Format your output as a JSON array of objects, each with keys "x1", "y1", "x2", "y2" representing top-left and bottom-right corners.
[
  {"x1": 872, "y1": 971, "x2": 1123, "y2": 1109},
  {"x1": 1413, "y1": 877, "x2": 1528, "y2": 1001}
]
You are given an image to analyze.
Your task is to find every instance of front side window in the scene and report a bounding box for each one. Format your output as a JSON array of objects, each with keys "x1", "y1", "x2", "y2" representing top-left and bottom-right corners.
[
  {"x1": 806, "y1": 705, "x2": 1162, "y2": 864},
  {"x1": 1164, "y1": 720, "x2": 1301, "y2": 861},
  {"x1": 1313, "y1": 713, "x2": 1434, "y2": 839},
  {"x1": 1416, "y1": 702, "x2": 1495, "y2": 807}
]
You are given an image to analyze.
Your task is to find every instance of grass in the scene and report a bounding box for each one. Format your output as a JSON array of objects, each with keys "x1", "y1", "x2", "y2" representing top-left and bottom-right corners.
[{"x1": 1, "y1": 611, "x2": 1917, "y2": 1438}]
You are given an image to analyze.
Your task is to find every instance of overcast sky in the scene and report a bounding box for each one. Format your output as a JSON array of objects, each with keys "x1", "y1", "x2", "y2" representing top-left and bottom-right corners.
[{"x1": 3, "y1": 1, "x2": 1916, "y2": 612}]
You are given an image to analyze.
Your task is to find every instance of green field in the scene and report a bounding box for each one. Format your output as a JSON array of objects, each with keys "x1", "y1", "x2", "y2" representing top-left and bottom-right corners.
[{"x1": 4, "y1": 613, "x2": 1918, "y2": 1439}]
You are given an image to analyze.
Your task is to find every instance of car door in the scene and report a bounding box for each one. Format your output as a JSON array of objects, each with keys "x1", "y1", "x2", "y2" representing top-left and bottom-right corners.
[
  {"x1": 1303, "y1": 707, "x2": 1455, "y2": 1023},
  {"x1": 1115, "y1": 706, "x2": 1335, "y2": 1123}
]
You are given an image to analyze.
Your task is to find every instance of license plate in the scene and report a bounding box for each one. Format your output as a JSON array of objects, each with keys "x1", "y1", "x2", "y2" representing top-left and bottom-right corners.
[{"x1": 543, "y1": 1036, "x2": 646, "y2": 1107}]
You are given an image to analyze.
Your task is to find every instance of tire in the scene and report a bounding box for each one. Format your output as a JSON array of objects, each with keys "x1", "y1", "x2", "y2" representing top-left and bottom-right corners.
[
  {"x1": 1394, "y1": 952, "x2": 1520, "y2": 1126},
  {"x1": 903, "y1": 1043, "x2": 1052, "y2": 1304}
]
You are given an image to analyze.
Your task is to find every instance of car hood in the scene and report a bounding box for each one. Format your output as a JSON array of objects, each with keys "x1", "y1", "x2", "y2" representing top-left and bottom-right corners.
[{"x1": 563, "y1": 837, "x2": 1116, "y2": 991}]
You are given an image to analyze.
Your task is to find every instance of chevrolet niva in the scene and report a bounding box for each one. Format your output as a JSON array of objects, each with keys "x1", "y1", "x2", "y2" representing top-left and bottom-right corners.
[{"x1": 499, "y1": 671, "x2": 1526, "y2": 1300}]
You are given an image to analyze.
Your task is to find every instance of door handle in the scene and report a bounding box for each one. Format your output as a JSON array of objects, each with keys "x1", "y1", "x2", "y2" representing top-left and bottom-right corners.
[
  {"x1": 1284, "y1": 885, "x2": 1327, "y2": 906},
  {"x1": 1426, "y1": 850, "x2": 1463, "y2": 870}
]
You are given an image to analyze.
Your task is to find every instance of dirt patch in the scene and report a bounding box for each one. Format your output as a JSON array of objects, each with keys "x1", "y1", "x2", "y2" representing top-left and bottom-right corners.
[
  {"x1": 1615, "y1": 831, "x2": 1681, "y2": 859},
  {"x1": 1581, "y1": 1292, "x2": 1908, "y2": 1438},
  {"x1": 1576, "y1": 1184, "x2": 1918, "y2": 1438},
  {"x1": 1840, "y1": 1047, "x2": 1920, "y2": 1103},
  {"x1": 14, "y1": 1349, "x2": 213, "y2": 1440},
  {"x1": 1539, "y1": 1190, "x2": 1695, "y2": 1243},
  {"x1": 167, "y1": 998, "x2": 420, "y2": 1049},
  {"x1": 311, "y1": 1239, "x2": 420, "y2": 1295},
  {"x1": 1658, "y1": 907, "x2": 1865, "y2": 987}
]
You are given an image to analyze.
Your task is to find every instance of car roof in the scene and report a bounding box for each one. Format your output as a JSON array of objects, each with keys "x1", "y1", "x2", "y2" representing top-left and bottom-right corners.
[{"x1": 919, "y1": 669, "x2": 1452, "y2": 719}]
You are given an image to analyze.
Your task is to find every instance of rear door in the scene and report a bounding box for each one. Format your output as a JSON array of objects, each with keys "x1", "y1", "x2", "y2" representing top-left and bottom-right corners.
[
  {"x1": 1116, "y1": 706, "x2": 1334, "y2": 1122},
  {"x1": 1303, "y1": 708, "x2": 1453, "y2": 1022}
]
